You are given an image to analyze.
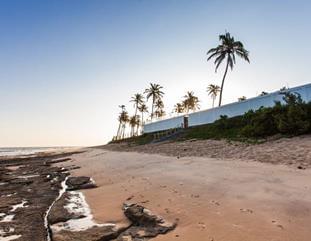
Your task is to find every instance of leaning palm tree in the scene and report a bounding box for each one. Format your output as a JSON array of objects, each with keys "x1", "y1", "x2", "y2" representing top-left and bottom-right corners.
[
  {"x1": 130, "y1": 93, "x2": 144, "y2": 117},
  {"x1": 183, "y1": 91, "x2": 200, "y2": 113},
  {"x1": 144, "y1": 83, "x2": 164, "y2": 120},
  {"x1": 207, "y1": 84, "x2": 220, "y2": 108},
  {"x1": 174, "y1": 103, "x2": 184, "y2": 114},
  {"x1": 207, "y1": 32, "x2": 249, "y2": 106}
]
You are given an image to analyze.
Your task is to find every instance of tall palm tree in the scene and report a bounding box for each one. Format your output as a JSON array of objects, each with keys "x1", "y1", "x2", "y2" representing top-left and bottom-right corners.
[
  {"x1": 174, "y1": 103, "x2": 184, "y2": 114},
  {"x1": 144, "y1": 83, "x2": 164, "y2": 120},
  {"x1": 116, "y1": 105, "x2": 126, "y2": 139},
  {"x1": 130, "y1": 93, "x2": 144, "y2": 117},
  {"x1": 207, "y1": 32, "x2": 249, "y2": 106},
  {"x1": 138, "y1": 103, "x2": 148, "y2": 125},
  {"x1": 120, "y1": 110, "x2": 129, "y2": 139},
  {"x1": 207, "y1": 84, "x2": 220, "y2": 108},
  {"x1": 129, "y1": 115, "x2": 139, "y2": 137},
  {"x1": 183, "y1": 91, "x2": 200, "y2": 113}
]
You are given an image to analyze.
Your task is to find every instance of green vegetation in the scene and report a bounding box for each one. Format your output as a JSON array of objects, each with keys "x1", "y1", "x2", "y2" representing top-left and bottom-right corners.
[
  {"x1": 186, "y1": 92, "x2": 311, "y2": 141},
  {"x1": 112, "y1": 92, "x2": 311, "y2": 145}
]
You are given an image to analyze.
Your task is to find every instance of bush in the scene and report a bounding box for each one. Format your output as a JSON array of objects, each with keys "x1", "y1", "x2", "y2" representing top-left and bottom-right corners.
[
  {"x1": 241, "y1": 107, "x2": 278, "y2": 137},
  {"x1": 185, "y1": 91, "x2": 311, "y2": 141}
]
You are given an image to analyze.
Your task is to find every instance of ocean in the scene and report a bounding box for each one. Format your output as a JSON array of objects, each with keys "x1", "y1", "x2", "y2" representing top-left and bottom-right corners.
[{"x1": 0, "y1": 147, "x2": 72, "y2": 157}]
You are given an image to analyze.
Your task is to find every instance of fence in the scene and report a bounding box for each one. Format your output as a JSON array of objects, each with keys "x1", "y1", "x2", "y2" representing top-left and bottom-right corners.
[{"x1": 143, "y1": 83, "x2": 311, "y2": 133}]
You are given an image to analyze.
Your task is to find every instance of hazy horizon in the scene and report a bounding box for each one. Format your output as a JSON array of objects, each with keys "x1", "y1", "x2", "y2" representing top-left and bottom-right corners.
[{"x1": 1, "y1": 0, "x2": 311, "y2": 147}]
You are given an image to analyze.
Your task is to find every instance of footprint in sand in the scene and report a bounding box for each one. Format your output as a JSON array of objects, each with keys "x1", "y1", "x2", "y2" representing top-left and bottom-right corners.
[
  {"x1": 126, "y1": 195, "x2": 134, "y2": 201},
  {"x1": 191, "y1": 194, "x2": 200, "y2": 198},
  {"x1": 271, "y1": 220, "x2": 284, "y2": 230},
  {"x1": 210, "y1": 200, "x2": 220, "y2": 206},
  {"x1": 240, "y1": 208, "x2": 253, "y2": 214},
  {"x1": 198, "y1": 222, "x2": 206, "y2": 230}
]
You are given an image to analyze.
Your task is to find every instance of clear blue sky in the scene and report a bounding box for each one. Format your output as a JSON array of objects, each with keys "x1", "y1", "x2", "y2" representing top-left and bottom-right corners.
[{"x1": 1, "y1": 0, "x2": 310, "y2": 147}]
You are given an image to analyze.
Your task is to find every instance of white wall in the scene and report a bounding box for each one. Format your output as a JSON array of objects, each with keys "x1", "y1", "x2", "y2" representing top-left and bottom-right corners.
[{"x1": 143, "y1": 83, "x2": 311, "y2": 133}]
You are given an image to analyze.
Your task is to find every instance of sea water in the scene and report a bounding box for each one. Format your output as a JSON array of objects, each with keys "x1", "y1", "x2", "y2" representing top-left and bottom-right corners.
[{"x1": 0, "y1": 147, "x2": 73, "y2": 158}]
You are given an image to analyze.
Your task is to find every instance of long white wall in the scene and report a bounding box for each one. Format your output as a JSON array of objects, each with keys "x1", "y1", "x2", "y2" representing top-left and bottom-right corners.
[{"x1": 143, "y1": 83, "x2": 311, "y2": 133}]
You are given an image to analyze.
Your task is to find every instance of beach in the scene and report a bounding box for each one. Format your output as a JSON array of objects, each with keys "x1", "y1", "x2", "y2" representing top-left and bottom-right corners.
[
  {"x1": 66, "y1": 136, "x2": 310, "y2": 241},
  {"x1": 1, "y1": 136, "x2": 311, "y2": 241}
]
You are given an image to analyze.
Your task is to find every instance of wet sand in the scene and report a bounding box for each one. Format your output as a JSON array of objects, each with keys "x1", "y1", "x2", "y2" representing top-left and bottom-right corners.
[{"x1": 63, "y1": 147, "x2": 311, "y2": 241}]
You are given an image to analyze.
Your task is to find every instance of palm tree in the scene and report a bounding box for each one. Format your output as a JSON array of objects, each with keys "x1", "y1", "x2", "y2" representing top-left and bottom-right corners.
[
  {"x1": 207, "y1": 84, "x2": 220, "y2": 108},
  {"x1": 120, "y1": 110, "x2": 129, "y2": 139},
  {"x1": 174, "y1": 103, "x2": 184, "y2": 114},
  {"x1": 144, "y1": 83, "x2": 164, "y2": 120},
  {"x1": 129, "y1": 115, "x2": 139, "y2": 137},
  {"x1": 183, "y1": 91, "x2": 200, "y2": 113},
  {"x1": 138, "y1": 103, "x2": 148, "y2": 125},
  {"x1": 207, "y1": 32, "x2": 249, "y2": 106},
  {"x1": 116, "y1": 105, "x2": 126, "y2": 139},
  {"x1": 154, "y1": 99, "x2": 164, "y2": 110},
  {"x1": 155, "y1": 109, "x2": 166, "y2": 118},
  {"x1": 130, "y1": 93, "x2": 144, "y2": 117},
  {"x1": 154, "y1": 99, "x2": 165, "y2": 119}
]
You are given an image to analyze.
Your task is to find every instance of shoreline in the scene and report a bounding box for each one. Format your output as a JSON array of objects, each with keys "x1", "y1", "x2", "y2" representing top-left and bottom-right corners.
[
  {"x1": 0, "y1": 149, "x2": 176, "y2": 241},
  {"x1": 0, "y1": 152, "x2": 76, "y2": 240}
]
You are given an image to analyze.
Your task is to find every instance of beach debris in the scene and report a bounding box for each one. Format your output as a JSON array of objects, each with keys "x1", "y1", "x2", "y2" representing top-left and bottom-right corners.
[{"x1": 66, "y1": 176, "x2": 97, "y2": 190}]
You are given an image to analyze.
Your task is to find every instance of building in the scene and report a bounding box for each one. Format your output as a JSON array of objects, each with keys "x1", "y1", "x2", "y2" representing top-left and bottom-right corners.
[{"x1": 143, "y1": 83, "x2": 311, "y2": 133}]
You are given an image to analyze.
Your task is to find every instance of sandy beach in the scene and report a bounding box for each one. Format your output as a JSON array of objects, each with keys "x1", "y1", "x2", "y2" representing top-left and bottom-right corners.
[
  {"x1": 57, "y1": 137, "x2": 311, "y2": 241},
  {"x1": 1, "y1": 136, "x2": 311, "y2": 241}
]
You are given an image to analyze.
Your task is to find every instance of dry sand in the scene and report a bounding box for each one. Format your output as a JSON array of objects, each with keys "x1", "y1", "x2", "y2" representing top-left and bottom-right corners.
[
  {"x1": 59, "y1": 137, "x2": 311, "y2": 241},
  {"x1": 104, "y1": 134, "x2": 311, "y2": 168}
]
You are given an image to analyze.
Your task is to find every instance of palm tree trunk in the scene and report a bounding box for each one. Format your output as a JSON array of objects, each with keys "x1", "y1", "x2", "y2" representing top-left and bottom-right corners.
[
  {"x1": 218, "y1": 60, "x2": 229, "y2": 106},
  {"x1": 122, "y1": 124, "x2": 125, "y2": 139},
  {"x1": 116, "y1": 121, "x2": 122, "y2": 139},
  {"x1": 141, "y1": 112, "x2": 144, "y2": 134},
  {"x1": 151, "y1": 97, "x2": 155, "y2": 120},
  {"x1": 212, "y1": 97, "x2": 215, "y2": 108}
]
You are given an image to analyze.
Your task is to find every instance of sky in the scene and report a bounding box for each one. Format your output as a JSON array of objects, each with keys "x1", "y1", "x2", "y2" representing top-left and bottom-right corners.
[{"x1": 0, "y1": 0, "x2": 310, "y2": 147}]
